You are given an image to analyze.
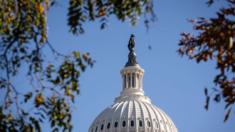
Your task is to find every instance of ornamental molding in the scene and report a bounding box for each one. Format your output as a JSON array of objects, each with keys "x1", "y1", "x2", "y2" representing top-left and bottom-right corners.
[
  {"x1": 120, "y1": 89, "x2": 144, "y2": 95},
  {"x1": 114, "y1": 94, "x2": 151, "y2": 104},
  {"x1": 120, "y1": 66, "x2": 145, "y2": 75}
]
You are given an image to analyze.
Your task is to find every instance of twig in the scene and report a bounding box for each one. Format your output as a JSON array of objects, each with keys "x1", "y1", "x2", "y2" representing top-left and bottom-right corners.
[
  {"x1": 46, "y1": 40, "x2": 67, "y2": 58},
  {"x1": 35, "y1": 73, "x2": 60, "y2": 95}
]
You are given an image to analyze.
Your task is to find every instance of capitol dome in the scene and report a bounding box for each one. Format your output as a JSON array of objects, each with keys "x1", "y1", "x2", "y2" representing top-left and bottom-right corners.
[{"x1": 89, "y1": 36, "x2": 178, "y2": 132}]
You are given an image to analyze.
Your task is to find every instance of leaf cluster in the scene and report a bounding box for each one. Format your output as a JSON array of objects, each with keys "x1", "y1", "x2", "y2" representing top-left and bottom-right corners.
[
  {"x1": 0, "y1": 0, "x2": 155, "y2": 131},
  {"x1": 67, "y1": 0, "x2": 156, "y2": 34}
]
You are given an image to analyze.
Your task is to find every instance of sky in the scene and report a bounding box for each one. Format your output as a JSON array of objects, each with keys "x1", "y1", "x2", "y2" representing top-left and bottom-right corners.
[{"x1": 5, "y1": 0, "x2": 235, "y2": 132}]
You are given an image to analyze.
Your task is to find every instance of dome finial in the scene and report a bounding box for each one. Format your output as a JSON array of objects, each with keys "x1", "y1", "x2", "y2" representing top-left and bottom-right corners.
[
  {"x1": 128, "y1": 34, "x2": 135, "y2": 52},
  {"x1": 125, "y1": 34, "x2": 139, "y2": 67}
]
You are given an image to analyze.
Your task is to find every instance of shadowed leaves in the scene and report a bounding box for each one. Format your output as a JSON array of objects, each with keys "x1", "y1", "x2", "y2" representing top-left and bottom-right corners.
[
  {"x1": 67, "y1": 0, "x2": 156, "y2": 34},
  {"x1": 178, "y1": 0, "x2": 235, "y2": 122},
  {"x1": 0, "y1": 0, "x2": 155, "y2": 131}
]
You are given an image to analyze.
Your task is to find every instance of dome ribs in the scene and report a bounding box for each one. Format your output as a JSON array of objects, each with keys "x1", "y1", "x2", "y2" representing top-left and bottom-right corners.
[
  {"x1": 158, "y1": 108, "x2": 176, "y2": 132},
  {"x1": 92, "y1": 105, "x2": 111, "y2": 131},
  {"x1": 110, "y1": 102, "x2": 124, "y2": 132},
  {"x1": 89, "y1": 100, "x2": 178, "y2": 132},
  {"x1": 127, "y1": 100, "x2": 133, "y2": 131},
  {"x1": 103, "y1": 103, "x2": 119, "y2": 131},
  {"x1": 148, "y1": 104, "x2": 161, "y2": 132},
  {"x1": 153, "y1": 106, "x2": 168, "y2": 132},
  {"x1": 137, "y1": 101, "x2": 147, "y2": 131},
  {"x1": 119, "y1": 101, "x2": 128, "y2": 131},
  {"x1": 143, "y1": 102, "x2": 155, "y2": 132}
]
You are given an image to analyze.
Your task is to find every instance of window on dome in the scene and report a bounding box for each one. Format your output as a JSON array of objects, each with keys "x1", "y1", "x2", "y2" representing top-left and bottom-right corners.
[
  {"x1": 101, "y1": 124, "x2": 104, "y2": 130},
  {"x1": 107, "y1": 122, "x2": 110, "y2": 129},
  {"x1": 154, "y1": 122, "x2": 158, "y2": 129},
  {"x1": 131, "y1": 120, "x2": 134, "y2": 127},
  {"x1": 139, "y1": 120, "x2": 142, "y2": 127},
  {"x1": 95, "y1": 126, "x2": 98, "y2": 132},
  {"x1": 114, "y1": 121, "x2": 118, "y2": 128},
  {"x1": 132, "y1": 75, "x2": 134, "y2": 87},
  {"x1": 91, "y1": 128, "x2": 93, "y2": 132},
  {"x1": 128, "y1": 76, "x2": 131, "y2": 87},
  {"x1": 147, "y1": 121, "x2": 151, "y2": 127},
  {"x1": 124, "y1": 75, "x2": 126, "y2": 89},
  {"x1": 122, "y1": 120, "x2": 126, "y2": 127}
]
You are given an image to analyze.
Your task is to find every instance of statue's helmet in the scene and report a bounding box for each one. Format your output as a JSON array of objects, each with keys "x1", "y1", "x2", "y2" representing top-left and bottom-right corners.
[{"x1": 131, "y1": 34, "x2": 135, "y2": 37}]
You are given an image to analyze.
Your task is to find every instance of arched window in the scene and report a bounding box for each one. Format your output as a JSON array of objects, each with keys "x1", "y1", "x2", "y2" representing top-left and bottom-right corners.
[
  {"x1": 131, "y1": 120, "x2": 134, "y2": 127},
  {"x1": 123, "y1": 75, "x2": 126, "y2": 89},
  {"x1": 122, "y1": 120, "x2": 126, "y2": 127},
  {"x1": 95, "y1": 126, "x2": 98, "y2": 132},
  {"x1": 91, "y1": 128, "x2": 93, "y2": 132},
  {"x1": 147, "y1": 121, "x2": 151, "y2": 127},
  {"x1": 114, "y1": 121, "x2": 118, "y2": 128},
  {"x1": 107, "y1": 122, "x2": 111, "y2": 129},
  {"x1": 132, "y1": 74, "x2": 134, "y2": 87},
  {"x1": 128, "y1": 76, "x2": 131, "y2": 87},
  {"x1": 154, "y1": 122, "x2": 158, "y2": 129},
  {"x1": 139, "y1": 120, "x2": 142, "y2": 127},
  {"x1": 101, "y1": 124, "x2": 104, "y2": 130}
]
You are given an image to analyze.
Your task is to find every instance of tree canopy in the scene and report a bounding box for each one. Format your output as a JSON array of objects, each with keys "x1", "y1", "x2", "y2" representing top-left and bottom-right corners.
[
  {"x1": 0, "y1": 0, "x2": 156, "y2": 131},
  {"x1": 1, "y1": 0, "x2": 235, "y2": 131}
]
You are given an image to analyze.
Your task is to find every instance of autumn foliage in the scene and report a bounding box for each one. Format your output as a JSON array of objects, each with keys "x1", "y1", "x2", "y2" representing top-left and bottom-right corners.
[
  {"x1": 0, "y1": 0, "x2": 155, "y2": 131},
  {"x1": 178, "y1": 0, "x2": 235, "y2": 122}
]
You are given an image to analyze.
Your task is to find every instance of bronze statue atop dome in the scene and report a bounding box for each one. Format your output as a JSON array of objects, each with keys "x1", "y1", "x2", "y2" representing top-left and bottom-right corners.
[
  {"x1": 128, "y1": 34, "x2": 135, "y2": 52},
  {"x1": 125, "y1": 34, "x2": 139, "y2": 67}
]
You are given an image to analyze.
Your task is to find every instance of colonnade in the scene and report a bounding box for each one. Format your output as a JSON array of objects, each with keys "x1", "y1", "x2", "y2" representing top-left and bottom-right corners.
[{"x1": 122, "y1": 73, "x2": 143, "y2": 90}]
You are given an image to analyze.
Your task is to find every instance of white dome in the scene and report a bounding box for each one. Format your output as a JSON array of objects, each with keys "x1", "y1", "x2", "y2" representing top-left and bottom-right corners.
[
  {"x1": 89, "y1": 48, "x2": 178, "y2": 132},
  {"x1": 89, "y1": 99, "x2": 177, "y2": 132}
]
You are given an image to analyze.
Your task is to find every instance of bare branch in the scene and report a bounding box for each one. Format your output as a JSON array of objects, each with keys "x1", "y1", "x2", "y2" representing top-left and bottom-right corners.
[{"x1": 35, "y1": 73, "x2": 60, "y2": 95}]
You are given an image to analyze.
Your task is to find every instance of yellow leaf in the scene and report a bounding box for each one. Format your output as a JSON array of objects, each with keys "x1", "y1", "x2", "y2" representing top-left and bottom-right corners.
[
  {"x1": 224, "y1": 108, "x2": 231, "y2": 122},
  {"x1": 99, "y1": 12, "x2": 102, "y2": 16},
  {"x1": 82, "y1": 15, "x2": 85, "y2": 20},
  {"x1": 36, "y1": 96, "x2": 44, "y2": 102},
  {"x1": 229, "y1": 36, "x2": 233, "y2": 49},
  {"x1": 4, "y1": 12, "x2": 8, "y2": 16},
  {"x1": 38, "y1": 4, "x2": 44, "y2": 13},
  {"x1": 45, "y1": 0, "x2": 50, "y2": 7},
  {"x1": 71, "y1": 95, "x2": 74, "y2": 102}
]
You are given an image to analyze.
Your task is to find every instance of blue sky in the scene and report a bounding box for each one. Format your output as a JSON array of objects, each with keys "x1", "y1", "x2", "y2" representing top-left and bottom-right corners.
[
  {"x1": 6, "y1": 0, "x2": 235, "y2": 132},
  {"x1": 47, "y1": 0, "x2": 234, "y2": 131}
]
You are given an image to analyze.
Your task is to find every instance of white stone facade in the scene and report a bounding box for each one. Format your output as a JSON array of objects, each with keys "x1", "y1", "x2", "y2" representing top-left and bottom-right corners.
[{"x1": 89, "y1": 66, "x2": 178, "y2": 132}]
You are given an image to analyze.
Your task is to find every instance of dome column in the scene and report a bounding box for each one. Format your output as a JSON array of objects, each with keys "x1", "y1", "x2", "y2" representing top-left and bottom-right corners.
[
  {"x1": 134, "y1": 73, "x2": 137, "y2": 88},
  {"x1": 126, "y1": 74, "x2": 129, "y2": 89},
  {"x1": 139, "y1": 74, "x2": 143, "y2": 89},
  {"x1": 122, "y1": 75, "x2": 125, "y2": 90}
]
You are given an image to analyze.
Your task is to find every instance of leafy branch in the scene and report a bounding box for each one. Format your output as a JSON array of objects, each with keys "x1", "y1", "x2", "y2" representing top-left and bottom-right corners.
[{"x1": 178, "y1": 0, "x2": 235, "y2": 122}]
